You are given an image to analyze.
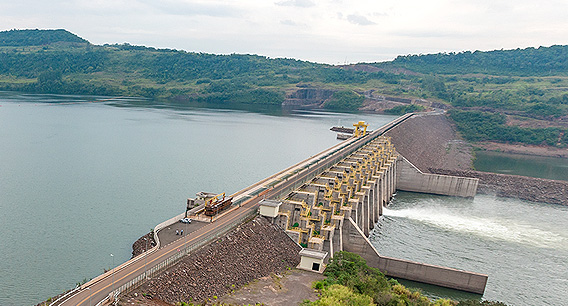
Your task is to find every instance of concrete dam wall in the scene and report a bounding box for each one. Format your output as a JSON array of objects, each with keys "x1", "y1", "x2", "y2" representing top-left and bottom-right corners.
[
  {"x1": 269, "y1": 126, "x2": 486, "y2": 294},
  {"x1": 396, "y1": 156, "x2": 478, "y2": 197},
  {"x1": 341, "y1": 217, "x2": 487, "y2": 295}
]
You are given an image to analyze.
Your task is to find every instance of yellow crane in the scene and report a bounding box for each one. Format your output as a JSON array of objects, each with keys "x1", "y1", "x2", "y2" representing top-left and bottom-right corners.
[{"x1": 352, "y1": 121, "x2": 368, "y2": 137}]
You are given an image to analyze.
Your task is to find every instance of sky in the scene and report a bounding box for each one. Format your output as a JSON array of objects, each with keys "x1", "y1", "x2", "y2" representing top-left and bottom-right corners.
[{"x1": 1, "y1": 0, "x2": 567, "y2": 64}]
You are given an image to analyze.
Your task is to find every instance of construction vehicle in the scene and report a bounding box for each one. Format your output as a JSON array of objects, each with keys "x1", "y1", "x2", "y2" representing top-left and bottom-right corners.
[{"x1": 204, "y1": 193, "x2": 233, "y2": 216}]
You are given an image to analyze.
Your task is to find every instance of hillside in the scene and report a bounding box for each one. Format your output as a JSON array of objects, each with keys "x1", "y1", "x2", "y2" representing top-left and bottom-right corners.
[
  {"x1": 0, "y1": 29, "x2": 87, "y2": 46},
  {"x1": 1, "y1": 29, "x2": 568, "y2": 149}
]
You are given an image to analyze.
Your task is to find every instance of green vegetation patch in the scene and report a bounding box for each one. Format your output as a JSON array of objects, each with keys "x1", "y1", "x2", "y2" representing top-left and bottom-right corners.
[
  {"x1": 323, "y1": 90, "x2": 364, "y2": 110},
  {"x1": 386, "y1": 45, "x2": 568, "y2": 76},
  {"x1": 448, "y1": 110, "x2": 566, "y2": 147},
  {"x1": 304, "y1": 251, "x2": 507, "y2": 306},
  {"x1": 384, "y1": 104, "x2": 425, "y2": 115},
  {"x1": 0, "y1": 29, "x2": 88, "y2": 46}
]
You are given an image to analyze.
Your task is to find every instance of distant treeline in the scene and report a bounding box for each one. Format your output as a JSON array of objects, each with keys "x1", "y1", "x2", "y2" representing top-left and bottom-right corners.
[
  {"x1": 386, "y1": 45, "x2": 568, "y2": 76},
  {"x1": 0, "y1": 30, "x2": 402, "y2": 106}
]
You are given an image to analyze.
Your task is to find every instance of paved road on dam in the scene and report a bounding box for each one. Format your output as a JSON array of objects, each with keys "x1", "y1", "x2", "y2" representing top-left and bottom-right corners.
[{"x1": 57, "y1": 113, "x2": 412, "y2": 306}]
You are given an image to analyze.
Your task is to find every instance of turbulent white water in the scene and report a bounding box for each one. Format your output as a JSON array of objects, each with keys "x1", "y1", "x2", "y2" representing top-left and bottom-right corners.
[
  {"x1": 382, "y1": 206, "x2": 566, "y2": 249},
  {"x1": 371, "y1": 192, "x2": 568, "y2": 306}
]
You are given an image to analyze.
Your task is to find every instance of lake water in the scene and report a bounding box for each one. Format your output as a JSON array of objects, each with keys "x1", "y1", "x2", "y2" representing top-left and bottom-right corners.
[
  {"x1": 1, "y1": 92, "x2": 566, "y2": 306},
  {"x1": 474, "y1": 150, "x2": 568, "y2": 181}
]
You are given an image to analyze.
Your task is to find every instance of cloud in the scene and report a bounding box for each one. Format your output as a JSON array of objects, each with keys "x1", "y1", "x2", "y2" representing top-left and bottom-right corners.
[
  {"x1": 138, "y1": 0, "x2": 244, "y2": 18},
  {"x1": 392, "y1": 29, "x2": 470, "y2": 38},
  {"x1": 275, "y1": 0, "x2": 315, "y2": 8},
  {"x1": 280, "y1": 19, "x2": 298, "y2": 26},
  {"x1": 347, "y1": 14, "x2": 375, "y2": 26}
]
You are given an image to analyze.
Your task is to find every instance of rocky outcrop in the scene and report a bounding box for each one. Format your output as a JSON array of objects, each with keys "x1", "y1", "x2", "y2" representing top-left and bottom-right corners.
[
  {"x1": 283, "y1": 88, "x2": 335, "y2": 107},
  {"x1": 132, "y1": 231, "x2": 157, "y2": 259}
]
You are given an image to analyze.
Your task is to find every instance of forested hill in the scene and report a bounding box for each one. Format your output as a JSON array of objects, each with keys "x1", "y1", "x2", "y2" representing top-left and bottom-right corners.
[
  {"x1": 0, "y1": 29, "x2": 399, "y2": 106},
  {"x1": 383, "y1": 45, "x2": 568, "y2": 76},
  {"x1": 0, "y1": 29, "x2": 88, "y2": 46},
  {"x1": 2, "y1": 29, "x2": 568, "y2": 148}
]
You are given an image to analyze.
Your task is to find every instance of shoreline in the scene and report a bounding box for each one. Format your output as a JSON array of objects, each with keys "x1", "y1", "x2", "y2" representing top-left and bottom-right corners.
[{"x1": 474, "y1": 141, "x2": 568, "y2": 158}]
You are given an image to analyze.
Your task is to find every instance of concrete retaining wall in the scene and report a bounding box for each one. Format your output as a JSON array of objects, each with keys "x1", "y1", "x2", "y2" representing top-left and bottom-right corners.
[
  {"x1": 341, "y1": 217, "x2": 487, "y2": 294},
  {"x1": 396, "y1": 157, "x2": 478, "y2": 197},
  {"x1": 377, "y1": 255, "x2": 488, "y2": 294}
]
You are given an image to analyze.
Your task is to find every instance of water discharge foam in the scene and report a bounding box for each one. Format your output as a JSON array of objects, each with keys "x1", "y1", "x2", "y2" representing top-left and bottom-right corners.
[{"x1": 383, "y1": 206, "x2": 567, "y2": 249}]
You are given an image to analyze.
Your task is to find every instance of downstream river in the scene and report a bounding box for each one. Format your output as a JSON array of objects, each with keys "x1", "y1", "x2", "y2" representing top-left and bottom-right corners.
[{"x1": 1, "y1": 92, "x2": 566, "y2": 305}]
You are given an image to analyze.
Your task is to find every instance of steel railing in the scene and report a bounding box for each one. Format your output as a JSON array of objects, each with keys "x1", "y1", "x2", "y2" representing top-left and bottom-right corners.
[{"x1": 103, "y1": 207, "x2": 258, "y2": 304}]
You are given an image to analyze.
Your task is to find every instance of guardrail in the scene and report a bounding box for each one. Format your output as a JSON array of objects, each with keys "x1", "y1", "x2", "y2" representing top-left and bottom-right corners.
[
  {"x1": 48, "y1": 285, "x2": 81, "y2": 306},
  {"x1": 107, "y1": 207, "x2": 259, "y2": 303}
]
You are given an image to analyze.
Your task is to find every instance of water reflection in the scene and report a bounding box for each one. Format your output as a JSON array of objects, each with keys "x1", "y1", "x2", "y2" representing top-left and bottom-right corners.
[{"x1": 474, "y1": 150, "x2": 568, "y2": 181}]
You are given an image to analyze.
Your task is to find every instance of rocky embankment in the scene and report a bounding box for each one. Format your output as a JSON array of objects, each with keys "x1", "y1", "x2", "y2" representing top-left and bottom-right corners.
[
  {"x1": 387, "y1": 112, "x2": 568, "y2": 205},
  {"x1": 132, "y1": 231, "x2": 157, "y2": 259},
  {"x1": 120, "y1": 217, "x2": 301, "y2": 305},
  {"x1": 385, "y1": 113, "x2": 474, "y2": 171},
  {"x1": 430, "y1": 168, "x2": 568, "y2": 206}
]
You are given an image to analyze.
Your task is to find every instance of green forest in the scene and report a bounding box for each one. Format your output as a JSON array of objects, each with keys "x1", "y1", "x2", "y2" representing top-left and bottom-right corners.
[{"x1": 1, "y1": 29, "x2": 568, "y2": 147}]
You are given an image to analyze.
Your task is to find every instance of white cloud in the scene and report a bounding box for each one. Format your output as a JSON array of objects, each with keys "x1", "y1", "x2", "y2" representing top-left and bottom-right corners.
[
  {"x1": 346, "y1": 14, "x2": 375, "y2": 26},
  {"x1": 1, "y1": 0, "x2": 567, "y2": 63},
  {"x1": 275, "y1": 0, "x2": 315, "y2": 8}
]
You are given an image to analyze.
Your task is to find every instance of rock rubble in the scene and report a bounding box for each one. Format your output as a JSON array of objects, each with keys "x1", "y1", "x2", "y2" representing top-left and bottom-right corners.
[
  {"x1": 385, "y1": 113, "x2": 474, "y2": 172},
  {"x1": 122, "y1": 217, "x2": 301, "y2": 305},
  {"x1": 132, "y1": 231, "x2": 157, "y2": 259}
]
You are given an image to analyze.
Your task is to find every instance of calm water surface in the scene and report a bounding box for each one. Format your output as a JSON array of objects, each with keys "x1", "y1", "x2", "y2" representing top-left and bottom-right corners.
[
  {"x1": 474, "y1": 150, "x2": 568, "y2": 181},
  {"x1": 0, "y1": 92, "x2": 396, "y2": 305}
]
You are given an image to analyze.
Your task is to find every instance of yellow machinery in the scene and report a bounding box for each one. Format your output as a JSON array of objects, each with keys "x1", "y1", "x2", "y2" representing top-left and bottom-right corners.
[
  {"x1": 208, "y1": 193, "x2": 226, "y2": 205},
  {"x1": 352, "y1": 121, "x2": 368, "y2": 137}
]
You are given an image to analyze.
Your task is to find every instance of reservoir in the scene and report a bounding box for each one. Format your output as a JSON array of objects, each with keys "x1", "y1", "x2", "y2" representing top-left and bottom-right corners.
[
  {"x1": 474, "y1": 150, "x2": 568, "y2": 182},
  {"x1": 1, "y1": 92, "x2": 566, "y2": 305}
]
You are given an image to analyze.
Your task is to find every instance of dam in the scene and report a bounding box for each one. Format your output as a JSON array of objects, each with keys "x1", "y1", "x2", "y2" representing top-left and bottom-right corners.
[
  {"x1": 263, "y1": 115, "x2": 485, "y2": 295},
  {"x1": 57, "y1": 113, "x2": 486, "y2": 306}
]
